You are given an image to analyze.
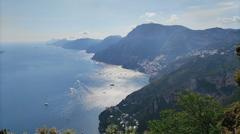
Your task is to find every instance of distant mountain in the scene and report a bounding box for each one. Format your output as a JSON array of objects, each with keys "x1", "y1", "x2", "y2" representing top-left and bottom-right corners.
[
  {"x1": 86, "y1": 35, "x2": 122, "y2": 53},
  {"x1": 60, "y1": 38, "x2": 101, "y2": 50},
  {"x1": 98, "y1": 46, "x2": 240, "y2": 133},
  {"x1": 49, "y1": 36, "x2": 122, "y2": 53},
  {"x1": 93, "y1": 23, "x2": 240, "y2": 75},
  {"x1": 48, "y1": 39, "x2": 70, "y2": 47}
]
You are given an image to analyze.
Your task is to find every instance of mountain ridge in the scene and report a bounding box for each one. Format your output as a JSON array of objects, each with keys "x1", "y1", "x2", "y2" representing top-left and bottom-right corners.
[
  {"x1": 92, "y1": 23, "x2": 240, "y2": 76},
  {"x1": 98, "y1": 46, "x2": 240, "y2": 133}
]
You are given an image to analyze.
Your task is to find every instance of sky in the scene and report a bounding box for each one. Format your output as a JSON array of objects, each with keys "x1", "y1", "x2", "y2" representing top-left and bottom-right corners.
[{"x1": 0, "y1": 0, "x2": 240, "y2": 43}]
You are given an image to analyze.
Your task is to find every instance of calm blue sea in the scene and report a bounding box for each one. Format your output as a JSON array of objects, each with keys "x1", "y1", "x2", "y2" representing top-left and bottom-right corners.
[{"x1": 0, "y1": 43, "x2": 148, "y2": 134}]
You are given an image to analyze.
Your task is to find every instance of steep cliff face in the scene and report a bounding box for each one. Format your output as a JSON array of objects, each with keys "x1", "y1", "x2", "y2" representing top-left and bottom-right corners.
[{"x1": 98, "y1": 46, "x2": 240, "y2": 133}]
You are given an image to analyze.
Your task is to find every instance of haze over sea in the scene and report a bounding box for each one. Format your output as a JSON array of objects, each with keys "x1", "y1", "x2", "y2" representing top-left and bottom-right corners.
[{"x1": 0, "y1": 43, "x2": 149, "y2": 134}]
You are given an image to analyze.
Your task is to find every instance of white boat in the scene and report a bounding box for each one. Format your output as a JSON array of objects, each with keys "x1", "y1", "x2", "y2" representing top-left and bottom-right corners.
[{"x1": 110, "y1": 84, "x2": 115, "y2": 86}]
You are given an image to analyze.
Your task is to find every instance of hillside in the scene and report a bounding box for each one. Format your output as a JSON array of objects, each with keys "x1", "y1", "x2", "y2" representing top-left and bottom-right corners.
[
  {"x1": 86, "y1": 35, "x2": 122, "y2": 53},
  {"x1": 93, "y1": 23, "x2": 240, "y2": 76},
  {"x1": 98, "y1": 46, "x2": 240, "y2": 133}
]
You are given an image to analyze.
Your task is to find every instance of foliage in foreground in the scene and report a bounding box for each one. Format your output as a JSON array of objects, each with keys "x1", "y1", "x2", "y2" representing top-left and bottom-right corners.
[
  {"x1": 0, "y1": 128, "x2": 76, "y2": 134},
  {"x1": 148, "y1": 92, "x2": 240, "y2": 134},
  {"x1": 222, "y1": 102, "x2": 240, "y2": 134},
  {"x1": 105, "y1": 124, "x2": 136, "y2": 134},
  {"x1": 148, "y1": 91, "x2": 223, "y2": 134}
]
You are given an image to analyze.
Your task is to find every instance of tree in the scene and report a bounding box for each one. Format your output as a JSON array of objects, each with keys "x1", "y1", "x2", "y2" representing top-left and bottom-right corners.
[
  {"x1": 37, "y1": 128, "x2": 49, "y2": 134},
  {"x1": 235, "y1": 70, "x2": 240, "y2": 86},
  {"x1": 105, "y1": 124, "x2": 119, "y2": 134},
  {"x1": 148, "y1": 91, "x2": 223, "y2": 134},
  {"x1": 236, "y1": 46, "x2": 240, "y2": 56},
  {"x1": 62, "y1": 129, "x2": 76, "y2": 134},
  {"x1": 148, "y1": 109, "x2": 192, "y2": 134},
  {"x1": 235, "y1": 45, "x2": 240, "y2": 86},
  {"x1": 0, "y1": 129, "x2": 12, "y2": 134},
  {"x1": 125, "y1": 126, "x2": 137, "y2": 134},
  {"x1": 36, "y1": 127, "x2": 76, "y2": 134},
  {"x1": 178, "y1": 91, "x2": 223, "y2": 134},
  {"x1": 222, "y1": 102, "x2": 240, "y2": 134},
  {"x1": 221, "y1": 45, "x2": 240, "y2": 134}
]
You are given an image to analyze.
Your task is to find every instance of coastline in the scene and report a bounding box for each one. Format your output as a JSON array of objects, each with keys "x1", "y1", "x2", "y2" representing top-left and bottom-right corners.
[
  {"x1": 71, "y1": 49, "x2": 150, "y2": 110},
  {"x1": 82, "y1": 49, "x2": 150, "y2": 79}
]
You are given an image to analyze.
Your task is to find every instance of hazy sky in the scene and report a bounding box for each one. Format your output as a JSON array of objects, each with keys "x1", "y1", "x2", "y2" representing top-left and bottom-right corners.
[{"x1": 0, "y1": 0, "x2": 239, "y2": 42}]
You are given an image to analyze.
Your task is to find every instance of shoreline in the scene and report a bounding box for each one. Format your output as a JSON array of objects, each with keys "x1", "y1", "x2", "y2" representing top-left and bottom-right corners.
[
  {"x1": 74, "y1": 49, "x2": 150, "y2": 109},
  {"x1": 81, "y1": 49, "x2": 150, "y2": 80}
]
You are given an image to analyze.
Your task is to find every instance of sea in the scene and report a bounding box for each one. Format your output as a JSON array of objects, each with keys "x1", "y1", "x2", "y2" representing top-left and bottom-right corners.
[{"x1": 0, "y1": 43, "x2": 149, "y2": 134}]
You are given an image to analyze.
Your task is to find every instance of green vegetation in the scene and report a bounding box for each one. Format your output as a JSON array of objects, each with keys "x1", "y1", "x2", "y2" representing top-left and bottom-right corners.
[
  {"x1": 235, "y1": 45, "x2": 240, "y2": 87},
  {"x1": 105, "y1": 124, "x2": 137, "y2": 134},
  {"x1": 102, "y1": 91, "x2": 240, "y2": 134},
  {"x1": 235, "y1": 69, "x2": 240, "y2": 86},
  {"x1": 148, "y1": 109, "x2": 191, "y2": 134},
  {"x1": 0, "y1": 129, "x2": 13, "y2": 134},
  {"x1": 178, "y1": 92, "x2": 223, "y2": 134},
  {"x1": 235, "y1": 45, "x2": 240, "y2": 86},
  {"x1": 148, "y1": 91, "x2": 223, "y2": 134},
  {"x1": 148, "y1": 92, "x2": 240, "y2": 134},
  {"x1": 0, "y1": 128, "x2": 76, "y2": 134},
  {"x1": 106, "y1": 124, "x2": 119, "y2": 134},
  {"x1": 99, "y1": 45, "x2": 240, "y2": 133},
  {"x1": 148, "y1": 45, "x2": 240, "y2": 134},
  {"x1": 222, "y1": 102, "x2": 240, "y2": 134},
  {"x1": 236, "y1": 46, "x2": 240, "y2": 56},
  {"x1": 220, "y1": 46, "x2": 240, "y2": 134},
  {"x1": 61, "y1": 129, "x2": 76, "y2": 134}
]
